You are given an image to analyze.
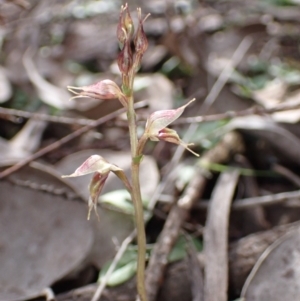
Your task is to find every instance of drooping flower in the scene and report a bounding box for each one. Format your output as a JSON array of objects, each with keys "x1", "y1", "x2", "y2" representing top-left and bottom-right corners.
[
  {"x1": 62, "y1": 155, "x2": 131, "y2": 220},
  {"x1": 144, "y1": 99, "x2": 199, "y2": 156},
  {"x1": 67, "y1": 79, "x2": 128, "y2": 108}
]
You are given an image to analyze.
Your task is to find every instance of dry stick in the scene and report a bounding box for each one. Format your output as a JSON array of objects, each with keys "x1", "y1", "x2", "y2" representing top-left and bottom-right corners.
[
  {"x1": 233, "y1": 190, "x2": 300, "y2": 210},
  {"x1": 0, "y1": 102, "x2": 146, "y2": 179},
  {"x1": 175, "y1": 101, "x2": 300, "y2": 125},
  {"x1": 147, "y1": 36, "x2": 253, "y2": 212},
  {"x1": 71, "y1": 36, "x2": 252, "y2": 301},
  {"x1": 0, "y1": 107, "x2": 96, "y2": 126},
  {"x1": 144, "y1": 37, "x2": 252, "y2": 301},
  {"x1": 55, "y1": 221, "x2": 300, "y2": 301},
  {"x1": 272, "y1": 163, "x2": 300, "y2": 188},
  {"x1": 186, "y1": 234, "x2": 205, "y2": 301},
  {"x1": 0, "y1": 100, "x2": 148, "y2": 126},
  {"x1": 145, "y1": 132, "x2": 244, "y2": 301},
  {"x1": 91, "y1": 231, "x2": 136, "y2": 301},
  {"x1": 195, "y1": 189, "x2": 300, "y2": 210},
  {"x1": 204, "y1": 170, "x2": 239, "y2": 301},
  {"x1": 235, "y1": 155, "x2": 269, "y2": 231},
  {"x1": 2, "y1": 98, "x2": 299, "y2": 128}
]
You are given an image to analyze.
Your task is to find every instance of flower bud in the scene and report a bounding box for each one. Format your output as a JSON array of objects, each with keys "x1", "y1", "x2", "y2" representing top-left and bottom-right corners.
[
  {"x1": 68, "y1": 79, "x2": 128, "y2": 108},
  {"x1": 134, "y1": 8, "x2": 149, "y2": 55},
  {"x1": 117, "y1": 3, "x2": 134, "y2": 49},
  {"x1": 117, "y1": 40, "x2": 133, "y2": 75}
]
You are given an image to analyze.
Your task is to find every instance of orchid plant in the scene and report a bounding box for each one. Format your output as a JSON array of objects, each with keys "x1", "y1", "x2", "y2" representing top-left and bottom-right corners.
[{"x1": 62, "y1": 4, "x2": 198, "y2": 301}]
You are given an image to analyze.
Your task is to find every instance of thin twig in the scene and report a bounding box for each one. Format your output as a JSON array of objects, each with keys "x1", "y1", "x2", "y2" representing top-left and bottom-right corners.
[
  {"x1": 195, "y1": 189, "x2": 300, "y2": 210},
  {"x1": 147, "y1": 36, "x2": 253, "y2": 212},
  {"x1": 145, "y1": 132, "x2": 244, "y2": 301},
  {"x1": 144, "y1": 37, "x2": 252, "y2": 300},
  {"x1": 0, "y1": 100, "x2": 148, "y2": 126},
  {"x1": 272, "y1": 163, "x2": 300, "y2": 188},
  {"x1": 175, "y1": 102, "x2": 300, "y2": 125},
  {"x1": 91, "y1": 230, "x2": 136, "y2": 301},
  {"x1": 204, "y1": 170, "x2": 239, "y2": 301},
  {"x1": 0, "y1": 107, "x2": 96, "y2": 125},
  {"x1": 0, "y1": 102, "x2": 146, "y2": 180},
  {"x1": 233, "y1": 190, "x2": 300, "y2": 209}
]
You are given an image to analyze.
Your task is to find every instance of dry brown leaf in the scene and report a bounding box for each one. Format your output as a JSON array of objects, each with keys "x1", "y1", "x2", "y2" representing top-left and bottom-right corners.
[
  {"x1": 23, "y1": 51, "x2": 73, "y2": 110},
  {"x1": 0, "y1": 117, "x2": 47, "y2": 165},
  {"x1": 241, "y1": 226, "x2": 300, "y2": 301},
  {"x1": 0, "y1": 162, "x2": 93, "y2": 301}
]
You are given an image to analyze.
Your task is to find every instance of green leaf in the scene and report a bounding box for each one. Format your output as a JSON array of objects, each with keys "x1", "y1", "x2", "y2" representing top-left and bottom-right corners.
[
  {"x1": 99, "y1": 249, "x2": 137, "y2": 286},
  {"x1": 99, "y1": 260, "x2": 137, "y2": 287},
  {"x1": 99, "y1": 189, "x2": 150, "y2": 215},
  {"x1": 168, "y1": 236, "x2": 202, "y2": 263},
  {"x1": 269, "y1": 63, "x2": 300, "y2": 85},
  {"x1": 99, "y1": 190, "x2": 134, "y2": 214}
]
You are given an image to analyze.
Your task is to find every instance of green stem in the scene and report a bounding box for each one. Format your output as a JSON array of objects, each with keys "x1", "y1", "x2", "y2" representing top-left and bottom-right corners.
[{"x1": 127, "y1": 94, "x2": 148, "y2": 301}]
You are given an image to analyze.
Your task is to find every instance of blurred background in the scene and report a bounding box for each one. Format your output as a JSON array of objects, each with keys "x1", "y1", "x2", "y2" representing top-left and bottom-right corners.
[{"x1": 1, "y1": 1, "x2": 300, "y2": 301}]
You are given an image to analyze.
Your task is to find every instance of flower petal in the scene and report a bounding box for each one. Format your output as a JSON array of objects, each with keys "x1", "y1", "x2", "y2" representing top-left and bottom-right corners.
[
  {"x1": 134, "y1": 8, "x2": 150, "y2": 55},
  {"x1": 68, "y1": 80, "x2": 125, "y2": 101},
  {"x1": 87, "y1": 172, "x2": 109, "y2": 220},
  {"x1": 62, "y1": 155, "x2": 122, "y2": 178},
  {"x1": 154, "y1": 128, "x2": 199, "y2": 157},
  {"x1": 145, "y1": 99, "x2": 195, "y2": 136}
]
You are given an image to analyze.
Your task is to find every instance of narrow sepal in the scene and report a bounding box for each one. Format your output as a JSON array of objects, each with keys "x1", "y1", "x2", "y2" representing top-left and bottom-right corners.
[
  {"x1": 61, "y1": 155, "x2": 122, "y2": 177},
  {"x1": 67, "y1": 80, "x2": 127, "y2": 107},
  {"x1": 145, "y1": 99, "x2": 195, "y2": 136},
  {"x1": 88, "y1": 172, "x2": 109, "y2": 220},
  {"x1": 143, "y1": 99, "x2": 198, "y2": 156},
  {"x1": 134, "y1": 8, "x2": 150, "y2": 55},
  {"x1": 117, "y1": 3, "x2": 134, "y2": 48},
  {"x1": 156, "y1": 128, "x2": 199, "y2": 157}
]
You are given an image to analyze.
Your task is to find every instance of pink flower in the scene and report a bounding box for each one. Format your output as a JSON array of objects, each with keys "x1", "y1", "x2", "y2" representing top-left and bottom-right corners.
[
  {"x1": 144, "y1": 99, "x2": 199, "y2": 156},
  {"x1": 68, "y1": 79, "x2": 127, "y2": 108},
  {"x1": 62, "y1": 155, "x2": 130, "y2": 220}
]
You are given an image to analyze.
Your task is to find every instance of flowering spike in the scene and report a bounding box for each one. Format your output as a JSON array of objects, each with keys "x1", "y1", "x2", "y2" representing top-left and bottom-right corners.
[
  {"x1": 117, "y1": 3, "x2": 134, "y2": 49},
  {"x1": 67, "y1": 80, "x2": 128, "y2": 108},
  {"x1": 134, "y1": 8, "x2": 150, "y2": 55},
  {"x1": 62, "y1": 155, "x2": 131, "y2": 219}
]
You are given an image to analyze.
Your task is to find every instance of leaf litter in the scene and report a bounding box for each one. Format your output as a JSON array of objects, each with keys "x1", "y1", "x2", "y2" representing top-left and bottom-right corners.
[{"x1": 2, "y1": 1, "x2": 300, "y2": 301}]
